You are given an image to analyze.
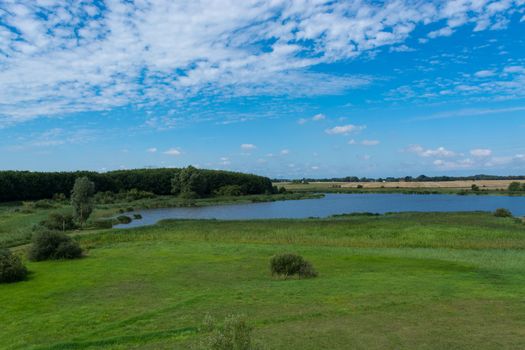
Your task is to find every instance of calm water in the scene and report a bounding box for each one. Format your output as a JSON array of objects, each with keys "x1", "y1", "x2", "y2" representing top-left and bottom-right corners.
[{"x1": 115, "y1": 193, "x2": 525, "y2": 228}]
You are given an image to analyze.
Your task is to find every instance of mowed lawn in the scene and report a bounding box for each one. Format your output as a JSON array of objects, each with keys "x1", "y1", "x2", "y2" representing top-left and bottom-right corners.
[{"x1": 2, "y1": 213, "x2": 525, "y2": 349}]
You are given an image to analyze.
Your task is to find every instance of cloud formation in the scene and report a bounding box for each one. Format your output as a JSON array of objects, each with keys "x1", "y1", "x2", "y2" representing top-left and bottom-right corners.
[
  {"x1": 1, "y1": 0, "x2": 522, "y2": 125},
  {"x1": 325, "y1": 124, "x2": 366, "y2": 135}
]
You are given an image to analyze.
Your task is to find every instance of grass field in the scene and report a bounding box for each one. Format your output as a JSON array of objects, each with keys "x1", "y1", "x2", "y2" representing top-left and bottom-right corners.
[
  {"x1": 2, "y1": 212, "x2": 525, "y2": 349},
  {"x1": 0, "y1": 192, "x2": 319, "y2": 249},
  {"x1": 278, "y1": 180, "x2": 525, "y2": 195}
]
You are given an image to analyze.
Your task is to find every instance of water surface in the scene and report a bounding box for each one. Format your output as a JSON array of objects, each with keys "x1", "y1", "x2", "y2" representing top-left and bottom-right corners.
[{"x1": 115, "y1": 193, "x2": 525, "y2": 228}]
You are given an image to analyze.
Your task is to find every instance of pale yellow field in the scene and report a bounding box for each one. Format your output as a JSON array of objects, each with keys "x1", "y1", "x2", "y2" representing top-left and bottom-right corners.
[{"x1": 279, "y1": 179, "x2": 520, "y2": 190}]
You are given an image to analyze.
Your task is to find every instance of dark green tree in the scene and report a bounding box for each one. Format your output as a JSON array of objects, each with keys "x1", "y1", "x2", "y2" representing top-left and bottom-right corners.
[
  {"x1": 508, "y1": 182, "x2": 523, "y2": 192},
  {"x1": 71, "y1": 177, "x2": 95, "y2": 226},
  {"x1": 172, "y1": 166, "x2": 208, "y2": 198}
]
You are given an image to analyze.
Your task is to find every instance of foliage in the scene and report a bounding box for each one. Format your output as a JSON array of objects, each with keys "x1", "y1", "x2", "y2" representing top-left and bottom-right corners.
[
  {"x1": 508, "y1": 182, "x2": 525, "y2": 192},
  {"x1": 117, "y1": 215, "x2": 132, "y2": 224},
  {"x1": 214, "y1": 185, "x2": 243, "y2": 197},
  {"x1": 71, "y1": 177, "x2": 95, "y2": 226},
  {"x1": 40, "y1": 212, "x2": 77, "y2": 231},
  {"x1": 198, "y1": 314, "x2": 257, "y2": 350},
  {"x1": 0, "y1": 249, "x2": 27, "y2": 283},
  {"x1": 0, "y1": 168, "x2": 274, "y2": 202},
  {"x1": 494, "y1": 208, "x2": 513, "y2": 218},
  {"x1": 270, "y1": 253, "x2": 318, "y2": 278},
  {"x1": 471, "y1": 184, "x2": 480, "y2": 191},
  {"x1": 92, "y1": 219, "x2": 114, "y2": 229},
  {"x1": 172, "y1": 166, "x2": 273, "y2": 198},
  {"x1": 28, "y1": 230, "x2": 82, "y2": 261}
]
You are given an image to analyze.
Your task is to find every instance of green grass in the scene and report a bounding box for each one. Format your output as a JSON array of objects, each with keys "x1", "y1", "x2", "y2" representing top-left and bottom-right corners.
[
  {"x1": 0, "y1": 192, "x2": 320, "y2": 249},
  {"x1": 1, "y1": 212, "x2": 525, "y2": 349}
]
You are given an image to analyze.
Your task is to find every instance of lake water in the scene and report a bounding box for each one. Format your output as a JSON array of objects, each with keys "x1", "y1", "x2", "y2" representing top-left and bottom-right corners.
[{"x1": 115, "y1": 193, "x2": 525, "y2": 228}]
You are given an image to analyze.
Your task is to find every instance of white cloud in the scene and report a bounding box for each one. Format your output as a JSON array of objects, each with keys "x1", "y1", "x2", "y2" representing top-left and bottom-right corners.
[
  {"x1": 348, "y1": 139, "x2": 356, "y2": 145},
  {"x1": 241, "y1": 143, "x2": 257, "y2": 150},
  {"x1": 311, "y1": 166, "x2": 320, "y2": 170},
  {"x1": 361, "y1": 139, "x2": 380, "y2": 146},
  {"x1": 389, "y1": 45, "x2": 415, "y2": 53},
  {"x1": 474, "y1": 69, "x2": 496, "y2": 78},
  {"x1": 298, "y1": 113, "x2": 326, "y2": 124},
  {"x1": 433, "y1": 158, "x2": 475, "y2": 170},
  {"x1": 503, "y1": 66, "x2": 525, "y2": 74},
  {"x1": 312, "y1": 113, "x2": 326, "y2": 121},
  {"x1": 164, "y1": 148, "x2": 182, "y2": 156},
  {"x1": 0, "y1": 0, "x2": 521, "y2": 125},
  {"x1": 280, "y1": 149, "x2": 290, "y2": 155},
  {"x1": 470, "y1": 148, "x2": 492, "y2": 157},
  {"x1": 147, "y1": 147, "x2": 157, "y2": 153},
  {"x1": 406, "y1": 144, "x2": 457, "y2": 158},
  {"x1": 428, "y1": 27, "x2": 454, "y2": 39},
  {"x1": 325, "y1": 124, "x2": 366, "y2": 135}
]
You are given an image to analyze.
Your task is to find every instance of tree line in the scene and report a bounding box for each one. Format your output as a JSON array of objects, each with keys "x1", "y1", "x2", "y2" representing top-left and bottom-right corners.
[
  {"x1": 0, "y1": 167, "x2": 274, "y2": 202},
  {"x1": 274, "y1": 174, "x2": 525, "y2": 183}
]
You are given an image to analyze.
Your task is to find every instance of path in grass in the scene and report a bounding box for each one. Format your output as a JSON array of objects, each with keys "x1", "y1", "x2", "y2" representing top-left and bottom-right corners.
[{"x1": 1, "y1": 212, "x2": 525, "y2": 349}]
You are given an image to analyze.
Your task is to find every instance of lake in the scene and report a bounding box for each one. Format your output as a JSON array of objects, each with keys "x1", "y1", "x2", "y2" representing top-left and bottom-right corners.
[{"x1": 115, "y1": 193, "x2": 525, "y2": 228}]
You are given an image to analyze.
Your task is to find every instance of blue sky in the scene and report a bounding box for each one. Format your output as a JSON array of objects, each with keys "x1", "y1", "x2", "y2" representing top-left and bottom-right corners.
[{"x1": 0, "y1": 1, "x2": 524, "y2": 178}]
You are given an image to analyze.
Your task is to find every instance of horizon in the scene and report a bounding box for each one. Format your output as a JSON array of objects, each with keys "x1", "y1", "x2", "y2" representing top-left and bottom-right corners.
[{"x1": 1, "y1": 1, "x2": 524, "y2": 177}]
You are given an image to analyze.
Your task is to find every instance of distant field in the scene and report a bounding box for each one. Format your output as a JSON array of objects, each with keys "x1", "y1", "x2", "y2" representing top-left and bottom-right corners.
[
  {"x1": 278, "y1": 180, "x2": 521, "y2": 192},
  {"x1": 2, "y1": 212, "x2": 525, "y2": 349}
]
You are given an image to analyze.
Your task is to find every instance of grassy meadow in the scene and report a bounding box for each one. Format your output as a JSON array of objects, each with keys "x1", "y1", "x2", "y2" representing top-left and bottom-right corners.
[
  {"x1": 278, "y1": 180, "x2": 525, "y2": 195},
  {"x1": 2, "y1": 212, "x2": 525, "y2": 349}
]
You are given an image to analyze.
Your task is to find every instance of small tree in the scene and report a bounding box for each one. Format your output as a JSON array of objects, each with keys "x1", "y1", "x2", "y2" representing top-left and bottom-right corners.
[
  {"x1": 71, "y1": 177, "x2": 95, "y2": 227},
  {"x1": 508, "y1": 182, "x2": 522, "y2": 192},
  {"x1": 172, "y1": 166, "x2": 208, "y2": 198},
  {"x1": 28, "y1": 231, "x2": 82, "y2": 261},
  {"x1": 0, "y1": 249, "x2": 28, "y2": 283}
]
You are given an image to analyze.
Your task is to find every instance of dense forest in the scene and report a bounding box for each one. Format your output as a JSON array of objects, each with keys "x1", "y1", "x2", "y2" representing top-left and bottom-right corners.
[
  {"x1": 274, "y1": 174, "x2": 525, "y2": 183},
  {"x1": 0, "y1": 167, "x2": 274, "y2": 202}
]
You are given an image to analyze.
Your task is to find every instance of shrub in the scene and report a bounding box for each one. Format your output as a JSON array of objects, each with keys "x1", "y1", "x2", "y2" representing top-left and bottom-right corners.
[
  {"x1": 471, "y1": 184, "x2": 479, "y2": 191},
  {"x1": 270, "y1": 253, "x2": 317, "y2": 278},
  {"x1": 54, "y1": 241, "x2": 83, "y2": 259},
  {"x1": 199, "y1": 314, "x2": 256, "y2": 350},
  {"x1": 508, "y1": 182, "x2": 523, "y2": 192},
  {"x1": 40, "y1": 212, "x2": 77, "y2": 231},
  {"x1": 494, "y1": 208, "x2": 513, "y2": 218},
  {"x1": 52, "y1": 193, "x2": 67, "y2": 202},
  {"x1": 0, "y1": 249, "x2": 28, "y2": 283},
  {"x1": 94, "y1": 191, "x2": 116, "y2": 204},
  {"x1": 133, "y1": 214, "x2": 142, "y2": 220},
  {"x1": 92, "y1": 219, "x2": 114, "y2": 229},
  {"x1": 117, "y1": 215, "x2": 132, "y2": 224},
  {"x1": 214, "y1": 185, "x2": 243, "y2": 197},
  {"x1": 28, "y1": 231, "x2": 82, "y2": 261}
]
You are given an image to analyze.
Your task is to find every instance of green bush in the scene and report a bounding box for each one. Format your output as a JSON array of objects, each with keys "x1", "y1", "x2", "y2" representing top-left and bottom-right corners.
[
  {"x1": 117, "y1": 215, "x2": 132, "y2": 224},
  {"x1": 0, "y1": 249, "x2": 28, "y2": 283},
  {"x1": 92, "y1": 219, "x2": 114, "y2": 229},
  {"x1": 508, "y1": 182, "x2": 524, "y2": 192},
  {"x1": 199, "y1": 314, "x2": 256, "y2": 350},
  {"x1": 133, "y1": 214, "x2": 142, "y2": 220},
  {"x1": 28, "y1": 231, "x2": 82, "y2": 261},
  {"x1": 40, "y1": 212, "x2": 77, "y2": 231},
  {"x1": 214, "y1": 185, "x2": 243, "y2": 196},
  {"x1": 494, "y1": 208, "x2": 513, "y2": 218},
  {"x1": 270, "y1": 253, "x2": 317, "y2": 278}
]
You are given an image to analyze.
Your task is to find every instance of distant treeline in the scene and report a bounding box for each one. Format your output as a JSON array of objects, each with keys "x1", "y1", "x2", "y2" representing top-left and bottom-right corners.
[
  {"x1": 0, "y1": 168, "x2": 274, "y2": 202},
  {"x1": 274, "y1": 174, "x2": 525, "y2": 183}
]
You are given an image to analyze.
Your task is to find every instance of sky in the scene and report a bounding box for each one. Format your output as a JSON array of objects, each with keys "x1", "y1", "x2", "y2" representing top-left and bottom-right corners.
[{"x1": 0, "y1": 0, "x2": 524, "y2": 178}]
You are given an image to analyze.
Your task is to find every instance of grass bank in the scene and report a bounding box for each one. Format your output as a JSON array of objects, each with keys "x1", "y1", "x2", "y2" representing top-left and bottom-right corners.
[
  {"x1": 0, "y1": 192, "x2": 320, "y2": 249},
  {"x1": 278, "y1": 181, "x2": 525, "y2": 196},
  {"x1": 1, "y1": 212, "x2": 525, "y2": 349}
]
